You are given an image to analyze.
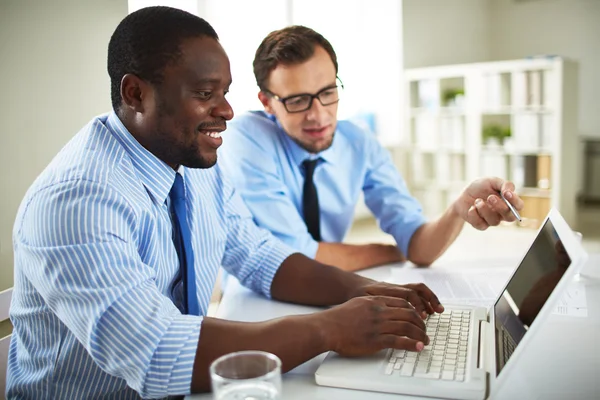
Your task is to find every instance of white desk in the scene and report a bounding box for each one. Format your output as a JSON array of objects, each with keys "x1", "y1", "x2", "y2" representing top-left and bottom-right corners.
[{"x1": 188, "y1": 228, "x2": 600, "y2": 399}]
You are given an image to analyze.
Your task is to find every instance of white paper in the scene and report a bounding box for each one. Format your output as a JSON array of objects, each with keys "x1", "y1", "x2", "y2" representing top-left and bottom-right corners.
[
  {"x1": 388, "y1": 267, "x2": 512, "y2": 309},
  {"x1": 388, "y1": 266, "x2": 588, "y2": 317}
]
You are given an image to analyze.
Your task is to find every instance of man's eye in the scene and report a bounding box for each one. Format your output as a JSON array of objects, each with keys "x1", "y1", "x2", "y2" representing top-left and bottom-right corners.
[
  {"x1": 194, "y1": 91, "x2": 211, "y2": 99},
  {"x1": 287, "y1": 96, "x2": 307, "y2": 106}
]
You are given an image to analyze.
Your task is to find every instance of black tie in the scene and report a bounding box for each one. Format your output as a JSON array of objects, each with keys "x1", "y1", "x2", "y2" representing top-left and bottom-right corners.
[{"x1": 302, "y1": 158, "x2": 321, "y2": 241}]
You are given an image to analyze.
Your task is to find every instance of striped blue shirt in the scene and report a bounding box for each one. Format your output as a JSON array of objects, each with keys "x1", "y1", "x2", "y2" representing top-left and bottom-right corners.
[{"x1": 7, "y1": 112, "x2": 293, "y2": 399}]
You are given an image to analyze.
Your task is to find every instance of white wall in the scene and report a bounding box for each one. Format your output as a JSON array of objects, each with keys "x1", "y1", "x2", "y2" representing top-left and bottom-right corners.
[
  {"x1": 489, "y1": 0, "x2": 600, "y2": 140},
  {"x1": 0, "y1": 0, "x2": 128, "y2": 290},
  {"x1": 403, "y1": 0, "x2": 492, "y2": 69}
]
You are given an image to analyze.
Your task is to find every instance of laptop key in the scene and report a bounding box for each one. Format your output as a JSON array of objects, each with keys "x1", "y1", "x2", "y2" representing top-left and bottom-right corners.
[
  {"x1": 400, "y1": 364, "x2": 415, "y2": 376},
  {"x1": 442, "y1": 371, "x2": 455, "y2": 380},
  {"x1": 415, "y1": 371, "x2": 441, "y2": 380},
  {"x1": 429, "y1": 366, "x2": 442, "y2": 374},
  {"x1": 385, "y1": 363, "x2": 394, "y2": 375},
  {"x1": 392, "y1": 349, "x2": 406, "y2": 359}
]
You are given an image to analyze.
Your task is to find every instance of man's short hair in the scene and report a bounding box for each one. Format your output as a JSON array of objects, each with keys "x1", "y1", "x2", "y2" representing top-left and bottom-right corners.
[
  {"x1": 107, "y1": 6, "x2": 218, "y2": 111},
  {"x1": 253, "y1": 25, "x2": 338, "y2": 92}
]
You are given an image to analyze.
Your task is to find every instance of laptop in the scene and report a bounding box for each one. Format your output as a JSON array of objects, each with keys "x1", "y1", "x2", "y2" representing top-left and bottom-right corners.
[{"x1": 315, "y1": 208, "x2": 588, "y2": 400}]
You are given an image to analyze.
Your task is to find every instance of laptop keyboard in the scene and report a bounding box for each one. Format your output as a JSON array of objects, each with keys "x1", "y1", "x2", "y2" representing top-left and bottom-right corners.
[
  {"x1": 502, "y1": 327, "x2": 517, "y2": 365},
  {"x1": 384, "y1": 309, "x2": 471, "y2": 381}
]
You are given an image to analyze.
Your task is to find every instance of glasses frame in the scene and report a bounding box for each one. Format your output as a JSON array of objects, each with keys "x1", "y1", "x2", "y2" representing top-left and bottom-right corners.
[{"x1": 264, "y1": 77, "x2": 344, "y2": 113}]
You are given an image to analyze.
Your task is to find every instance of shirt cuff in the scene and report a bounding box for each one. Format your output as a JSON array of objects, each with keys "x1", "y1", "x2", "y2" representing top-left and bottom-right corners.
[
  {"x1": 395, "y1": 216, "x2": 427, "y2": 257},
  {"x1": 144, "y1": 315, "x2": 202, "y2": 397},
  {"x1": 300, "y1": 238, "x2": 319, "y2": 259},
  {"x1": 262, "y1": 239, "x2": 296, "y2": 299}
]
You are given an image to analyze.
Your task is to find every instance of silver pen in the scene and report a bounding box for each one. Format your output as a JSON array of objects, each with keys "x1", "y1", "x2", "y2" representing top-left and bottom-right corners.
[{"x1": 499, "y1": 191, "x2": 522, "y2": 222}]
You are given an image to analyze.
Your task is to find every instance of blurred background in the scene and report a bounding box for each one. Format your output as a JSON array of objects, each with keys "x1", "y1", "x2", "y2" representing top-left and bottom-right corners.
[{"x1": 1, "y1": 0, "x2": 599, "y2": 295}]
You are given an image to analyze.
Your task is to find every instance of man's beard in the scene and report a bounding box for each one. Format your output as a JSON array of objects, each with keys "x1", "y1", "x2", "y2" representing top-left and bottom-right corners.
[{"x1": 291, "y1": 132, "x2": 335, "y2": 154}]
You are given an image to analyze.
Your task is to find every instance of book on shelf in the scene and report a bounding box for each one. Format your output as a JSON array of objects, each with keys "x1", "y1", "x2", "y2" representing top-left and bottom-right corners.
[
  {"x1": 418, "y1": 79, "x2": 440, "y2": 110},
  {"x1": 537, "y1": 155, "x2": 552, "y2": 189},
  {"x1": 413, "y1": 115, "x2": 437, "y2": 151},
  {"x1": 527, "y1": 70, "x2": 543, "y2": 107},
  {"x1": 512, "y1": 155, "x2": 525, "y2": 189},
  {"x1": 513, "y1": 114, "x2": 540, "y2": 150},
  {"x1": 543, "y1": 69, "x2": 556, "y2": 108},
  {"x1": 483, "y1": 73, "x2": 510, "y2": 110},
  {"x1": 511, "y1": 71, "x2": 527, "y2": 108},
  {"x1": 438, "y1": 116, "x2": 464, "y2": 151},
  {"x1": 523, "y1": 155, "x2": 539, "y2": 188}
]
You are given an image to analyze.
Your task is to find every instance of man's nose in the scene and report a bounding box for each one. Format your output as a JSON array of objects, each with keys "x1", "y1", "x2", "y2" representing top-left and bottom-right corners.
[
  {"x1": 212, "y1": 98, "x2": 234, "y2": 121},
  {"x1": 305, "y1": 97, "x2": 328, "y2": 121}
]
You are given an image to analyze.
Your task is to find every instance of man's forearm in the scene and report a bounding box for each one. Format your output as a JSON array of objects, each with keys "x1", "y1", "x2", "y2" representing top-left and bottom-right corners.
[
  {"x1": 315, "y1": 242, "x2": 405, "y2": 272},
  {"x1": 191, "y1": 314, "x2": 327, "y2": 392},
  {"x1": 270, "y1": 253, "x2": 373, "y2": 305},
  {"x1": 407, "y1": 206, "x2": 464, "y2": 266}
]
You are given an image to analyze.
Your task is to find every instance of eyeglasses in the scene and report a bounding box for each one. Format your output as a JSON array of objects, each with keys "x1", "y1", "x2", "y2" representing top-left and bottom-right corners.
[{"x1": 264, "y1": 77, "x2": 344, "y2": 113}]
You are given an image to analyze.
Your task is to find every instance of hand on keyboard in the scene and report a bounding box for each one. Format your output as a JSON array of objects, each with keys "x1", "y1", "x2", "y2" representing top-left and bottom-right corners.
[
  {"x1": 318, "y1": 296, "x2": 432, "y2": 357},
  {"x1": 349, "y1": 281, "x2": 444, "y2": 319}
]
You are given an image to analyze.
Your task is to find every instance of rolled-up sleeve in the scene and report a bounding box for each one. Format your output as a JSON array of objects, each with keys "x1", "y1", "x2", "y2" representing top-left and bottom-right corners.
[
  {"x1": 362, "y1": 137, "x2": 427, "y2": 256},
  {"x1": 15, "y1": 180, "x2": 201, "y2": 398}
]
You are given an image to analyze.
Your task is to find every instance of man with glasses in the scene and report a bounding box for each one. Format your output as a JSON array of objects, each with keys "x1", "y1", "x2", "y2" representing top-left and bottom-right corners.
[{"x1": 220, "y1": 25, "x2": 524, "y2": 272}]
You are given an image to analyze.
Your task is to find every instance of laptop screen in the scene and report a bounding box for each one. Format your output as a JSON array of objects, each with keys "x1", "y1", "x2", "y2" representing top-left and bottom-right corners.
[{"x1": 493, "y1": 219, "x2": 571, "y2": 375}]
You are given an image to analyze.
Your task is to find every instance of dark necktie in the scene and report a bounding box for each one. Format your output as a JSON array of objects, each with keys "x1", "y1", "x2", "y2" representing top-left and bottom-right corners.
[
  {"x1": 170, "y1": 173, "x2": 200, "y2": 316},
  {"x1": 302, "y1": 159, "x2": 321, "y2": 241}
]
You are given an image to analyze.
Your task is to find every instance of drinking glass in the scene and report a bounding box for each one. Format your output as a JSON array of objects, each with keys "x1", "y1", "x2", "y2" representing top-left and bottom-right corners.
[{"x1": 210, "y1": 350, "x2": 282, "y2": 400}]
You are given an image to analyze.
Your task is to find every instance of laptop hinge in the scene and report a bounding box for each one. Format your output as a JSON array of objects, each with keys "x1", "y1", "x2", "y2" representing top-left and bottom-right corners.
[{"x1": 478, "y1": 320, "x2": 493, "y2": 374}]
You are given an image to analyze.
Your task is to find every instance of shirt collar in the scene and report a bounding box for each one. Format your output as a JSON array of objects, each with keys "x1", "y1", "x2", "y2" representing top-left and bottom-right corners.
[
  {"x1": 106, "y1": 112, "x2": 177, "y2": 205},
  {"x1": 262, "y1": 112, "x2": 341, "y2": 167}
]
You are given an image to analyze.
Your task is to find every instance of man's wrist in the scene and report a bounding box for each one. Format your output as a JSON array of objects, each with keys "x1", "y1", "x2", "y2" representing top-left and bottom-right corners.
[
  {"x1": 341, "y1": 272, "x2": 375, "y2": 301},
  {"x1": 304, "y1": 313, "x2": 335, "y2": 353},
  {"x1": 449, "y1": 198, "x2": 465, "y2": 220}
]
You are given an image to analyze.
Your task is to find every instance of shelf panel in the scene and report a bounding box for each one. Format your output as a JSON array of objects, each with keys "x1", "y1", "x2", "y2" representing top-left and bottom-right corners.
[
  {"x1": 480, "y1": 106, "x2": 553, "y2": 115},
  {"x1": 480, "y1": 147, "x2": 553, "y2": 157},
  {"x1": 516, "y1": 187, "x2": 552, "y2": 198},
  {"x1": 410, "y1": 107, "x2": 466, "y2": 116}
]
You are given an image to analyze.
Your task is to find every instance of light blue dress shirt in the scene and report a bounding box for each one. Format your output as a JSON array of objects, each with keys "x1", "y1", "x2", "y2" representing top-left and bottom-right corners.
[
  {"x1": 7, "y1": 112, "x2": 293, "y2": 399},
  {"x1": 219, "y1": 111, "x2": 426, "y2": 260}
]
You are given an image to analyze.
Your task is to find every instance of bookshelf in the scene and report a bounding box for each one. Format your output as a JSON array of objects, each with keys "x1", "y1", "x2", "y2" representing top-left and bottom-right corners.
[{"x1": 399, "y1": 58, "x2": 579, "y2": 229}]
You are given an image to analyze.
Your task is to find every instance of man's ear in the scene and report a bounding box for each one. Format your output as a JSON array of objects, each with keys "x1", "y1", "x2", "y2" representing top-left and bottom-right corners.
[
  {"x1": 258, "y1": 91, "x2": 274, "y2": 114},
  {"x1": 120, "y1": 74, "x2": 150, "y2": 113}
]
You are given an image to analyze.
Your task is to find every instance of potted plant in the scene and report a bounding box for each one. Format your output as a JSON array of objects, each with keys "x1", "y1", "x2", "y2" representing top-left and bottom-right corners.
[
  {"x1": 482, "y1": 124, "x2": 511, "y2": 147},
  {"x1": 442, "y1": 88, "x2": 465, "y2": 107}
]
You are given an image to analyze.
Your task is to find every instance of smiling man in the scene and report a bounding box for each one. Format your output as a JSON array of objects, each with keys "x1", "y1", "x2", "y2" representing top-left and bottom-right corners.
[
  {"x1": 220, "y1": 25, "x2": 525, "y2": 272},
  {"x1": 7, "y1": 7, "x2": 446, "y2": 399}
]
